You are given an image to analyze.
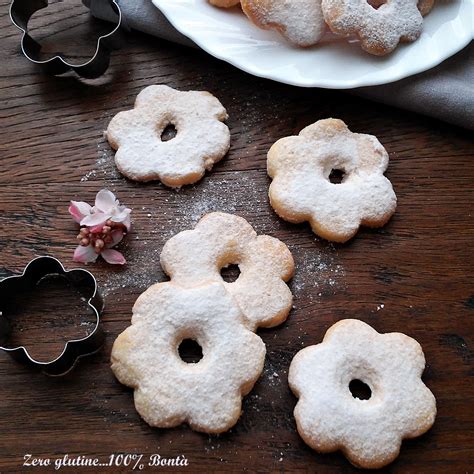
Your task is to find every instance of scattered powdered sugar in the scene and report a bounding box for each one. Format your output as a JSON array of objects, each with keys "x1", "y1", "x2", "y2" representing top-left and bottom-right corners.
[
  {"x1": 263, "y1": 358, "x2": 284, "y2": 388},
  {"x1": 98, "y1": 172, "x2": 345, "y2": 301},
  {"x1": 157, "y1": 170, "x2": 269, "y2": 238},
  {"x1": 96, "y1": 170, "x2": 271, "y2": 297},
  {"x1": 80, "y1": 169, "x2": 96, "y2": 182},
  {"x1": 83, "y1": 134, "x2": 345, "y2": 304},
  {"x1": 289, "y1": 243, "x2": 345, "y2": 301},
  {"x1": 80, "y1": 137, "x2": 121, "y2": 183},
  {"x1": 99, "y1": 242, "x2": 164, "y2": 298}
]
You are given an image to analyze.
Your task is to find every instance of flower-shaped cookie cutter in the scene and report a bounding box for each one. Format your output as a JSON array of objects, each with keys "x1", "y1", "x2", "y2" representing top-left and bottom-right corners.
[
  {"x1": 0, "y1": 256, "x2": 104, "y2": 376},
  {"x1": 10, "y1": 0, "x2": 125, "y2": 79}
]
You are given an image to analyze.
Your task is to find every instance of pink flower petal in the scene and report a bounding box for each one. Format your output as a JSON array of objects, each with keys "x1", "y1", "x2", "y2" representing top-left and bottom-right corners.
[
  {"x1": 106, "y1": 229, "x2": 125, "y2": 248},
  {"x1": 101, "y1": 249, "x2": 126, "y2": 265},
  {"x1": 95, "y1": 189, "x2": 117, "y2": 213},
  {"x1": 69, "y1": 201, "x2": 91, "y2": 223},
  {"x1": 81, "y1": 211, "x2": 109, "y2": 227},
  {"x1": 73, "y1": 245, "x2": 99, "y2": 264},
  {"x1": 111, "y1": 207, "x2": 131, "y2": 223},
  {"x1": 122, "y1": 214, "x2": 132, "y2": 232}
]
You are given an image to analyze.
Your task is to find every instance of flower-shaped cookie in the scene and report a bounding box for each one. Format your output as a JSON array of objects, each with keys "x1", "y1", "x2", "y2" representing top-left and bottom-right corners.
[
  {"x1": 111, "y1": 282, "x2": 265, "y2": 433},
  {"x1": 322, "y1": 0, "x2": 423, "y2": 55},
  {"x1": 289, "y1": 319, "x2": 436, "y2": 469},
  {"x1": 106, "y1": 85, "x2": 230, "y2": 187},
  {"x1": 267, "y1": 119, "x2": 397, "y2": 243},
  {"x1": 160, "y1": 212, "x2": 295, "y2": 330},
  {"x1": 241, "y1": 0, "x2": 326, "y2": 47}
]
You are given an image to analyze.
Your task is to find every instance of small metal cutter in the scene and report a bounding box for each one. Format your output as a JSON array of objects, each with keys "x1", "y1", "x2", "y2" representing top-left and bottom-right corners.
[
  {"x1": 0, "y1": 256, "x2": 104, "y2": 376},
  {"x1": 10, "y1": 0, "x2": 125, "y2": 79}
]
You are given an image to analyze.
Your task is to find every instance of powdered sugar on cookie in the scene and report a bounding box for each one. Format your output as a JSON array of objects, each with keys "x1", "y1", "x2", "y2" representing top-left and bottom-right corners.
[
  {"x1": 106, "y1": 85, "x2": 230, "y2": 187},
  {"x1": 111, "y1": 282, "x2": 265, "y2": 433},
  {"x1": 267, "y1": 118, "x2": 397, "y2": 243},
  {"x1": 289, "y1": 319, "x2": 436, "y2": 468},
  {"x1": 241, "y1": 0, "x2": 326, "y2": 47},
  {"x1": 111, "y1": 213, "x2": 294, "y2": 433},
  {"x1": 160, "y1": 212, "x2": 294, "y2": 330},
  {"x1": 322, "y1": 0, "x2": 423, "y2": 55}
]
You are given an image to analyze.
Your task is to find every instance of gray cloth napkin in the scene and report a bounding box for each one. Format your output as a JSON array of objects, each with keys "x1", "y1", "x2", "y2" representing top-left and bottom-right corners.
[{"x1": 92, "y1": 0, "x2": 473, "y2": 130}]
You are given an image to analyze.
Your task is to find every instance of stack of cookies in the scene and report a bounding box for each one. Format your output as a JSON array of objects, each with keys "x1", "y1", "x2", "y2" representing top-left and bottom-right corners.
[{"x1": 111, "y1": 212, "x2": 295, "y2": 433}]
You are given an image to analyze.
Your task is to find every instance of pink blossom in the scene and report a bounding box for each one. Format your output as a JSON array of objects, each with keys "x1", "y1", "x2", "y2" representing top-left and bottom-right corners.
[
  {"x1": 69, "y1": 189, "x2": 131, "y2": 231},
  {"x1": 70, "y1": 190, "x2": 131, "y2": 265}
]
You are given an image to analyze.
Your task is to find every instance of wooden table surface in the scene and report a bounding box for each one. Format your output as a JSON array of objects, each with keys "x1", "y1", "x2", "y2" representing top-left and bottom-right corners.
[{"x1": 0, "y1": 2, "x2": 473, "y2": 472}]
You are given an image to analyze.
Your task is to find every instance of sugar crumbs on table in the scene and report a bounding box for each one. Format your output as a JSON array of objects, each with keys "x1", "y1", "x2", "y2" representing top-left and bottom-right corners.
[
  {"x1": 100, "y1": 243, "x2": 163, "y2": 297},
  {"x1": 158, "y1": 171, "x2": 271, "y2": 238},
  {"x1": 290, "y1": 245, "x2": 345, "y2": 299},
  {"x1": 81, "y1": 137, "x2": 121, "y2": 183}
]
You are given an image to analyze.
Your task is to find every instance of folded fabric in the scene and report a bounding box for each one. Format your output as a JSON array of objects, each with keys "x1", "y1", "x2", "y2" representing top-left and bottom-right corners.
[{"x1": 91, "y1": 0, "x2": 473, "y2": 130}]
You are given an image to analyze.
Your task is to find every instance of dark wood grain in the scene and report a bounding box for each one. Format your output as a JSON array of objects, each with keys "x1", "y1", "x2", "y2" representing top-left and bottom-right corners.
[{"x1": 0, "y1": 1, "x2": 473, "y2": 472}]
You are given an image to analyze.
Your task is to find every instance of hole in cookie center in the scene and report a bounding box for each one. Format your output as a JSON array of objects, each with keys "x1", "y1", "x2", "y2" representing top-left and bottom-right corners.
[
  {"x1": 367, "y1": 0, "x2": 387, "y2": 9},
  {"x1": 220, "y1": 264, "x2": 241, "y2": 283},
  {"x1": 161, "y1": 124, "x2": 177, "y2": 142},
  {"x1": 178, "y1": 339, "x2": 203, "y2": 364},
  {"x1": 349, "y1": 379, "x2": 372, "y2": 400},
  {"x1": 329, "y1": 169, "x2": 346, "y2": 184}
]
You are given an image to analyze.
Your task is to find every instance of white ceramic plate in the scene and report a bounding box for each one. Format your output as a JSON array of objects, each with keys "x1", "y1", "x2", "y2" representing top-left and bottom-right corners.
[{"x1": 152, "y1": 0, "x2": 473, "y2": 89}]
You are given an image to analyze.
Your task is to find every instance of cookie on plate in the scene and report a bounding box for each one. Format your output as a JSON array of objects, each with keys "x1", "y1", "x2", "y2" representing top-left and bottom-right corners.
[
  {"x1": 241, "y1": 0, "x2": 326, "y2": 47},
  {"x1": 322, "y1": 0, "x2": 424, "y2": 55}
]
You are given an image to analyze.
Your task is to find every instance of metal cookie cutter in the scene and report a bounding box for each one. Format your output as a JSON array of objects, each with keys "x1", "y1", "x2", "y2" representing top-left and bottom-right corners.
[
  {"x1": 0, "y1": 256, "x2": 104, "y2": 376},
  {"x1": 10, "y1": 0, "x2": 125, "y2": 79}
]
